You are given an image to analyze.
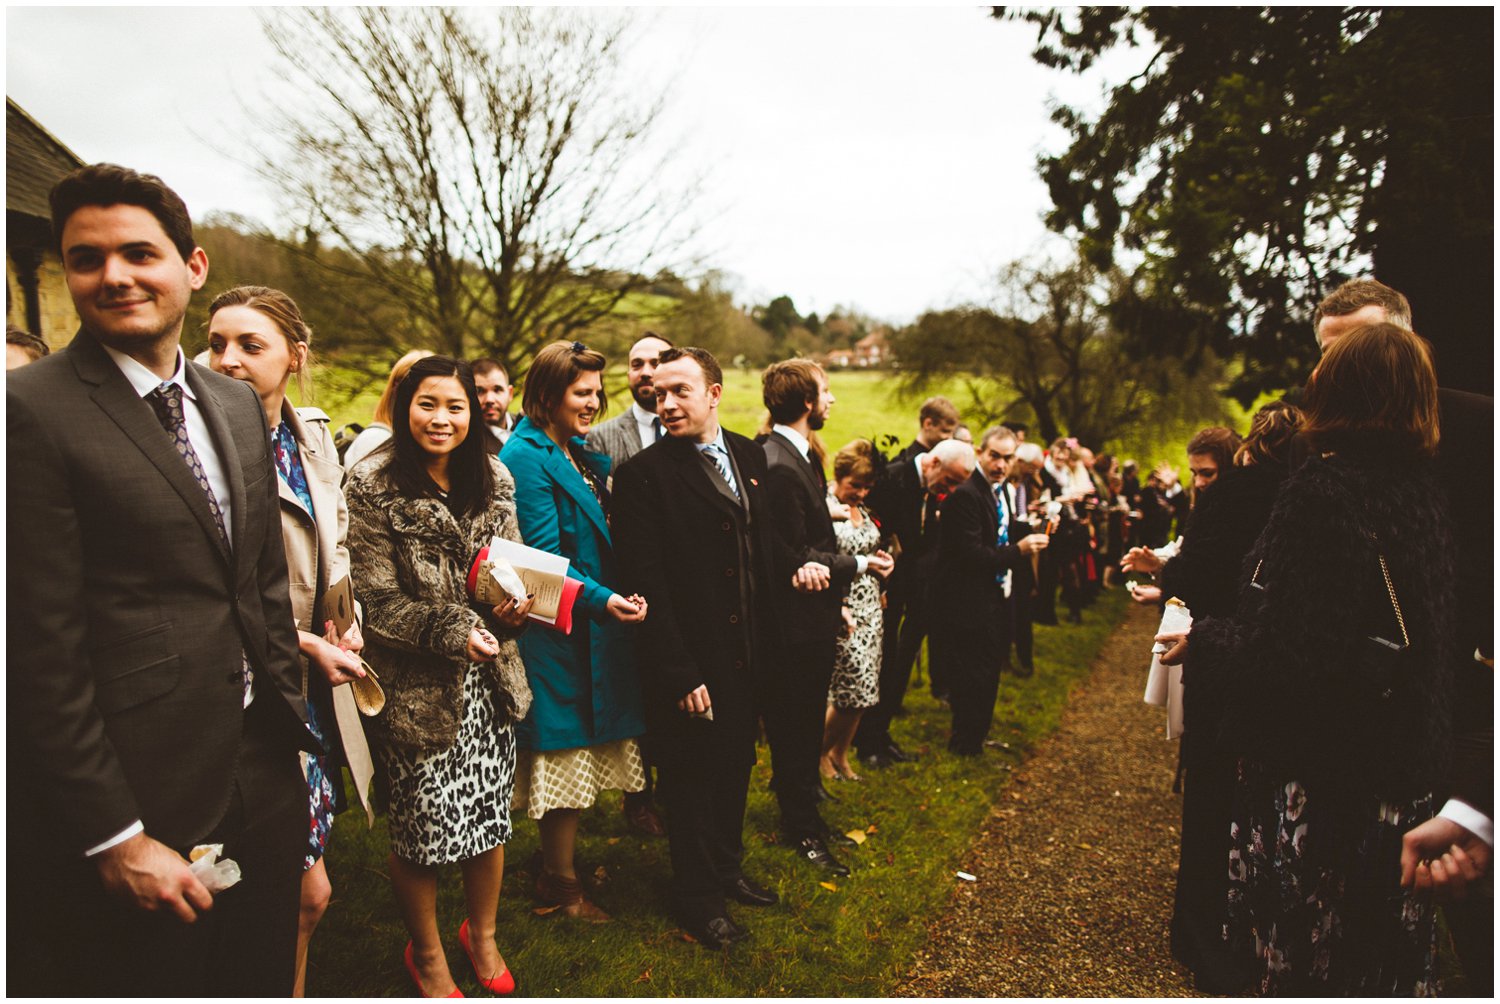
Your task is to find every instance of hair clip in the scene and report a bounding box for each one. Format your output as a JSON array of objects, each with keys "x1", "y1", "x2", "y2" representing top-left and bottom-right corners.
[{"x1": 570, "y1": 341, "x2": 586, "y2": 353}]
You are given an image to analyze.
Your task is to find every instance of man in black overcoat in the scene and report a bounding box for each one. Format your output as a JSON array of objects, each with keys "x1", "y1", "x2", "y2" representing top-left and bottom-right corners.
[
  {"x1": 612, "y1": 347, "x2": 821, "y2": 948},
  {"x1": 928, "y1": 427, "x2": 1050, "y2": 755}
]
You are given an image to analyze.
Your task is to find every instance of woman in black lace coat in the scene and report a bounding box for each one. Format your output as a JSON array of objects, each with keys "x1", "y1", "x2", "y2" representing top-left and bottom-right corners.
[
  {"x1": 1162, "y1": 324, "x2": 1454, "y2": 995},
  {"x1": 1157, "y1": 402, "x2": 1302, "y2": 994}
]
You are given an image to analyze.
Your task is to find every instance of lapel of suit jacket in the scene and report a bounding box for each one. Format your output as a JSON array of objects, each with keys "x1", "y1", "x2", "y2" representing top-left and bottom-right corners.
[
  {"x1": 186, "y1": 363, "x2": 250, "y2": 564},
  {"x1": 70, "y1": 333, "x2": 232, "y2": 564},
  {"x1": 666, "y1": 435, "x2": 742, "y2": 518},
  {"x1": 971, "y1": 470, "x2": 999, "y2": 538},
  {"x1": 769, "y1": 431, "x2": 823, "y2": 500}
]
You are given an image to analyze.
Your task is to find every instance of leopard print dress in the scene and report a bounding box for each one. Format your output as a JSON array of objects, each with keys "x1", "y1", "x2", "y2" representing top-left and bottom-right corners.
[
  {"x1": 829, "y1": 505, "x2": 882, "y2": 710},
  {"x1": 376, "y1": 661, "x2": 517, "y2": 866}
]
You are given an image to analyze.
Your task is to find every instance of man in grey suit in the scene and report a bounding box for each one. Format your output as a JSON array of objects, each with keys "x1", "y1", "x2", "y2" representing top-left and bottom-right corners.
[
  {"x1": 586, "y1": 331, "x2": 674, "y2": 470},
  {"x1": 8, "y1": 164, "x2": 313, "y2": 995},
  {"x1": 586, "y1": 331, "x2": 674, "y2": 837}
]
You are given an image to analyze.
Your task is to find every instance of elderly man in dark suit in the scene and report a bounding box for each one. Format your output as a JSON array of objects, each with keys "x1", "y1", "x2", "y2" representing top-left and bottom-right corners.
[
  {"x1": 612, "y1": 346, "x2": 822, "y2": 949},
  {"x1": 8, "y1": 165, "x2": 313, "y2": 996},
  {"x1": 855, "y1": 438, "x2": 974, "y2": 766},
  {"x1": 929, "y1": 426, "x2": 1050, "y2": 756},
  {"x1": 759, "y1": 359, "x2": 893, "y2": 876}
]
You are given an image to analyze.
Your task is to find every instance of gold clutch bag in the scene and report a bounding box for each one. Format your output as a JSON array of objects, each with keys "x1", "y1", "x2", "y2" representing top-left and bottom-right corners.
[{"x1": 350, "y1": 659, "x2": 386, "y2": 717}]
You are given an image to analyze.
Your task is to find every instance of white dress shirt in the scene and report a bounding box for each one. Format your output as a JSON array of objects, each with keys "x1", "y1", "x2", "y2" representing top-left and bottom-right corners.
[{"x1": 631, "y1": 402, "x2": 659, "y2": 452}]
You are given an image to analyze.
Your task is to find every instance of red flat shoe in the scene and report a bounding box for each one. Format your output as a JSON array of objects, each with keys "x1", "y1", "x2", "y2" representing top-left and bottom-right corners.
[
  {"x1": 404, "y1": 941, "x2": 464, "y2": 998},
  {"x1": 458, "y1": 918, "x2": 516, "y2": 995}
]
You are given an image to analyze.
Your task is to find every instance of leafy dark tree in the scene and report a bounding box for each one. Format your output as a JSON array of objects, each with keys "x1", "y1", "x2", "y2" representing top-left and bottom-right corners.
[
  {"x1": 1000, "y1": 7, "x2": 1493, "y2": 400},
  {"x1": 892, "y1": 257, "x2": 1228, "y2": 448},
  {"x1": 752, "y1": 294, "x2": 806, "y2": 356},
  {"x1": 260, "y1": 7, "x2": 699, "y2": 377}
]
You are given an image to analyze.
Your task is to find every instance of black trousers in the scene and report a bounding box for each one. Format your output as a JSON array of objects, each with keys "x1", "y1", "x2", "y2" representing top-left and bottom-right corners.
[
  {"x1": 941, "y1": 612, "x2": 1010, "y2": 754},
  {"x1": 13, "y1": 695, "x2": 306, "y2": 997},
  {"x1": 855, "y1": 581, "x2": 929, "y2": 753},
  {"x1": 657, "y1": 754, "x2": 752, "y2": 924},
  {"x1": 762, "y1": 637, "x2": 835, "y2": 841},
  {"x1": 1446, "y1": 894, "x2": 1495, "y2": 996},
  {"x1": 1011, "y1": 575, "x2": 1036, "y2": 668},
  {"x1": 1033, "y1": 549, "x2": 1060, "y2": 625}
]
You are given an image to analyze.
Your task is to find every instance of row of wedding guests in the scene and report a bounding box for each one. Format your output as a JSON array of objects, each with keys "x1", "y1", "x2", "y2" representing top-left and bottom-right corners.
[{"x1": 1126, "y1": 279, "x2": 1493, "y2": 996}]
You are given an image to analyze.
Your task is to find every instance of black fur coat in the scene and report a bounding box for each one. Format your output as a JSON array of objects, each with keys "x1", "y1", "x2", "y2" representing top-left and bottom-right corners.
[{"x1": 1187, "y1": 450, "x2": 1455, "y2": 801}]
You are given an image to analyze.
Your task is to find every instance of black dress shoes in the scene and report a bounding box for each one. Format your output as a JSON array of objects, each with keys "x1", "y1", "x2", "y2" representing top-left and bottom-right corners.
[
  {"x1": 723, "y1": 875, "x2": 779, "y2": 907},
  {"x1": 793, "y1": 836, "x2": 851, "y2": 877},
  {"x1": 822, "y1": 828, "x2": 857, "y2": 848},
  {"x1": 684, "y1": 914, "x2": 749, "y2": 949},
  {"x1": 861, "y1": 749, "x2": 896, "y2": 769},
  {"x1": 815, "y1": 780, "x2": 840, "y2": 803},
  {"x1": 1011, "y1": 661, "x2": 1035, "y2": 678},
  {"x1": 886, "y1": 742, "x2": 918, "y2": 763}
]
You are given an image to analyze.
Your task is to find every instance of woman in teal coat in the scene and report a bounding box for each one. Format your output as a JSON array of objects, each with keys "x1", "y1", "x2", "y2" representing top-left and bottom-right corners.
[{"x1": 500, "y1": 340, "x2": 648, "y2": 922}]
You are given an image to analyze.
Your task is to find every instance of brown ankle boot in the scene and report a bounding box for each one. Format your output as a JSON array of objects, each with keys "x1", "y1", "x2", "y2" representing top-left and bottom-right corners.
[{"x1": 534, "y1": 871, "x2": 610, "y2": 923}]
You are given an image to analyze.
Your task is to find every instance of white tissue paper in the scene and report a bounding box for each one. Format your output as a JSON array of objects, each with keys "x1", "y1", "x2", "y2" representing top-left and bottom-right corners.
[
  {"x1": 487, "y1": 556, "x2": 529, "y2": 605},
  {"x1": 188, "y1": 843, "x2": 243, "y2": 894},
  {"x1": 1143, "y1": 600, "x2": 1192, "y2": 739}
]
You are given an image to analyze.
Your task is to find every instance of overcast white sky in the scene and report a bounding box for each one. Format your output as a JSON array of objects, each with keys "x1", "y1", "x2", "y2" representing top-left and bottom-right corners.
[{"x1": 7, "y1": 6, "x2": 1145, "y2": 323}]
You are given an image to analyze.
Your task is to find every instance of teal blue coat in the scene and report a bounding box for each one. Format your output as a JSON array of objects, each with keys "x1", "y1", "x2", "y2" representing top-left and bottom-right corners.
[{"x1": 500, "y1": 417, "x2": 645, "y2": 752}]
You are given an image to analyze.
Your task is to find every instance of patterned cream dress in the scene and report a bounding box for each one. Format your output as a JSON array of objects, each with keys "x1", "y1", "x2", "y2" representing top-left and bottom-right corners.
[{"x1": 828, "y1": 504, "x2": 883, "y2": 710}]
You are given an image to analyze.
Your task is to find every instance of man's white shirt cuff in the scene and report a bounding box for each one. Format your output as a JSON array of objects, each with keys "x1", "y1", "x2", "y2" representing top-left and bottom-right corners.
[
  {"x1": 1438, "y1": 799, "x2": 1493, "y2": 846},
  {"x1": 85, "y1": 820, "x2": 144, "y2": 857}
]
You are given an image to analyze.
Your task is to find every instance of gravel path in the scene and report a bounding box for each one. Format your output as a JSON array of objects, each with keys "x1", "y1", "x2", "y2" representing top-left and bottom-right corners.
[{"x1": 897, "y1": 602, "x2": 1202, "y2": 997}]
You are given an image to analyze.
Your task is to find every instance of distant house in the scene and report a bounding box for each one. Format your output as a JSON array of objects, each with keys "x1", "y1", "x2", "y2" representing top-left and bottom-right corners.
[
  {"x1": 824, "y1": 349, "x2": 856, "y2": 368},
  {"x1": 854, "y1": 329, "x2": 889, "y2": 368},
  {"x1": 7, "y1": 97, "x2": 84, "y2": 346}
]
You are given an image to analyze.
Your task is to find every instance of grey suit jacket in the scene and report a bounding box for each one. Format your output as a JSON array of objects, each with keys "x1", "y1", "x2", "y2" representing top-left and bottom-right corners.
[
  {"x1": 586, "y1": 410, "x2": 647, "y2": 472},
  {"x1": 7, "y1": 331, "x2": 311, "y2": 856}
]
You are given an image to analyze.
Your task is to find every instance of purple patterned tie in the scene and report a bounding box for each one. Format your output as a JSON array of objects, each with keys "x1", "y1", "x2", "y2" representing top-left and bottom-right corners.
[
  {"x1": 147, "y1": 382, "x2": 252, "y2": 701},
  {"x1": 148, "y1": 383, "x2": 228, "y2": 544}
]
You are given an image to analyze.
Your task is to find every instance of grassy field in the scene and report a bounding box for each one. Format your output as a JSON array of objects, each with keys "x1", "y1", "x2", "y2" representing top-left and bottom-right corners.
[
  {"x1": 303, "y1": 361, "x2": 1248, "y2": 474},
  {"x1": 307, "y1": 590, "x2": 1133, "y2": 996}
]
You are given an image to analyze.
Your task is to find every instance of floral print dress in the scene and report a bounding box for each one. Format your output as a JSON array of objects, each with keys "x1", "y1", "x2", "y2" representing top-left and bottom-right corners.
[{"x1": 1223, "y1": 758, "x2": 1439, "y2": 996}]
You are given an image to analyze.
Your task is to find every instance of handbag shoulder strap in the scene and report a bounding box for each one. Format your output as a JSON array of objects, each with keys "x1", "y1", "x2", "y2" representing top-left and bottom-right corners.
[{"x1": 1247, "y1": 461, "x2": 1408, "y2": 649}]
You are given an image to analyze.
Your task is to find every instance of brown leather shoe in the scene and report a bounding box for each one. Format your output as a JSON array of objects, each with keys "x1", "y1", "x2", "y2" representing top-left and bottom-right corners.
[
  {"x1": 534, "y1": 871, "x2": 610, "y2": 923},
  {"x1": 623, "y1": 798, "x2": 667, "y2": 838}
]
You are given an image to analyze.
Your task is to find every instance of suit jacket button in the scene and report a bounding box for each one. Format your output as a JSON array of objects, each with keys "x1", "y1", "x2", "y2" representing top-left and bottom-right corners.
[
  {"x1": 722, "y1": 521, "x2": 732, "y2": 531},
  {"x1": 734, "y1": 659, "x2": 744, "y2": 669},
  {"x1": 725, "y1": 567, "x2": 735, "y2": 577},
  {"x1": 729, "y1": 614, "x2": 739, "y2": 624}
]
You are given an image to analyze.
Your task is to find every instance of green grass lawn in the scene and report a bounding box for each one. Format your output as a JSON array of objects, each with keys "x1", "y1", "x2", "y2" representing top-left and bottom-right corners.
[{"x1": 306, "y1": 590, "x2": 1131, "y2": 996}]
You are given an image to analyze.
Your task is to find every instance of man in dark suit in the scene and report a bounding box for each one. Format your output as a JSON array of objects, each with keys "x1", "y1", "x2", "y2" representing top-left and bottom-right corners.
[
  {"x1": 7, "y1": 165, "x2": 313, "y2": 995},
  {"x1": 759, "y1": 359, "x2": 892, "y2": 875},
  {"x1": 929, "y1": 427, "x2": 1050, "y2": 756},
  {"x1": 855, "y1": 438, "x2": 974, "y2": 765},
  {"x1": 612, "y1": 346, "x2": 812, "y2": 949},
  {"x1": 1310, "y1": 279, "x2": 1494, "y2": 993},
  {"x1": 585, "y1": 331, "x2": 675, "y2": 838}
]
